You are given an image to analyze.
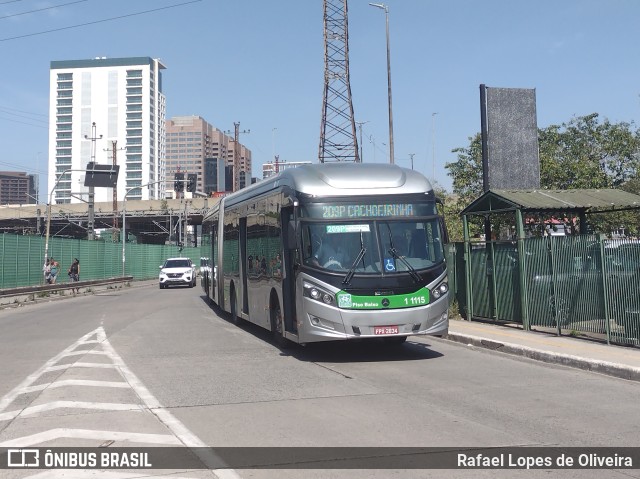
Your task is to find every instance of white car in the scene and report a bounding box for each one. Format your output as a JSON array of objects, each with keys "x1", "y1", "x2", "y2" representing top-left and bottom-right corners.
[{"x1": 159, "y1": 257, "x2": 196, "y2": 289}]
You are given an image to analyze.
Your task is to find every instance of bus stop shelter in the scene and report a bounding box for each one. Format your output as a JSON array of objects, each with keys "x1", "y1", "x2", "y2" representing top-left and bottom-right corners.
[{"x1": 458, "y1": 188, "x2": 640, "y2": 345}]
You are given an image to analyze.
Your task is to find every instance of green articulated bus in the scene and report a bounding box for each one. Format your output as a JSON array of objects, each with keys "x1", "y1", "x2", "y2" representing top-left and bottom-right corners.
[{"x1": 200, "y1": 163, "x2": 449, "y2": 346}]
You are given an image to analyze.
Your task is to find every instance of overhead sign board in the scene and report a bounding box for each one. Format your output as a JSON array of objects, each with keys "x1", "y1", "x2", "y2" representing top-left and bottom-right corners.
[{"x1": 84, "y1": 163, "x2": 120, "y2": 187}]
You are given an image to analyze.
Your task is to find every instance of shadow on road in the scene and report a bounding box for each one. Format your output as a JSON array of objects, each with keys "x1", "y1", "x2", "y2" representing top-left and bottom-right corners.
[{"x1": 200, "y1": 294, "x2": 444, "y2": 364}]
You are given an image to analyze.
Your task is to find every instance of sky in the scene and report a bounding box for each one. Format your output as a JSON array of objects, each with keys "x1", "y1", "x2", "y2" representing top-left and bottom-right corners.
[{"x1": 1, "y1": 0, "x2": 639, "y2": 200}]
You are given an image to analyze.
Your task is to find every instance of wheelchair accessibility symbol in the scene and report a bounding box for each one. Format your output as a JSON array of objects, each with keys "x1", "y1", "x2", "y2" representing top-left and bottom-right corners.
[{"x1": 384, "y1": 258, "x2": 396, "y2": 272}]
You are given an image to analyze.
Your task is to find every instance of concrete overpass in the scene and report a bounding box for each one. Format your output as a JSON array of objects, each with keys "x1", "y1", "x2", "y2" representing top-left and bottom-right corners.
[{"x1": 0, "y1": 197, "x2": 218, "y2": 244}]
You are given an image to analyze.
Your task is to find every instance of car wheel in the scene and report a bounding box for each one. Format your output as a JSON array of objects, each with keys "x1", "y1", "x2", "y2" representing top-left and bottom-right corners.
[{"x1": 159, "y1": 283, "x2": 163, "y2": 289}]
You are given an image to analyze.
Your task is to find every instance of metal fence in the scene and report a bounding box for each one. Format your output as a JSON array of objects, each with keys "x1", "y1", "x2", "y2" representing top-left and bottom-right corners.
[
  {"x1": 0, "y1": 234, "x2": 201, "y2": 289},
  {"x1": 450, "y1": 235, "x2": 640, "y2": 347}
]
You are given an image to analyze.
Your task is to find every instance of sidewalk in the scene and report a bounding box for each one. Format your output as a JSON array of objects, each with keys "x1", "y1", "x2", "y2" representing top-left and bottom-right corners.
[{"x1": 444, "y1": 318, "x2": 640, "y2": 382}]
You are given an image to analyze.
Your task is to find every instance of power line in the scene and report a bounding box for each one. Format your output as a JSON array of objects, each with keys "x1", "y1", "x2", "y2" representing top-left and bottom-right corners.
[
  {"x1": 0, "y1": 105, "x2": 48, "y2": 118},
  {"x1": 0, "y1": 106, "x2": 49, "y2": 128},
  {"x1": 0, "y1": 0, "x2": 88, "y2": 21},
  {"x1": 0, "y1": 0, "x2": 202, "y2": 42},
  {"x1": 0, "y1": 108, "x2": 48, "y2": 124},
  {"x1": 0, "y1": 0, "x2": 24, "y2": 5},
  {"x1": 0, "y1": 114, "x2": 48, "y2": 129},
  {"x1": 0, "y1": 157, "x2": 47, "y2": 172}
]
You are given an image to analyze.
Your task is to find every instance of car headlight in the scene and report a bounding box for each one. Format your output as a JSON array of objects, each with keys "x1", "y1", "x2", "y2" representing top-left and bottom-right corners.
[
  {"x1": 431, "y1": 281, "x2": 449, "y2": 301},
  {"x1": 303, "y1": 281, "x2": 334, "y2": 305}
]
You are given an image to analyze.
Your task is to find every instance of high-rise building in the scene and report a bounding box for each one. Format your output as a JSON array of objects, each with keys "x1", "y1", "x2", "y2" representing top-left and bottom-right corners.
[
  {"x1": 204, "y1": 157, "x2": 226, "y2": 195},
  {"x1": 165, "y1": 116, "x2": 252, "y2": 195},
  {"x1": 0, "y1": 172, "x2": 37, "y2": 205},
  {"x1": 48, "y1": 57, "x2": 166, "y2": 204}
]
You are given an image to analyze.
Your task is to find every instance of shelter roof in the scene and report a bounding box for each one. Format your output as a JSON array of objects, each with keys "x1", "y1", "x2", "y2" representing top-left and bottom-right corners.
[{"x1": 461, "y1": 189, "x2": 640, "y2": 216}]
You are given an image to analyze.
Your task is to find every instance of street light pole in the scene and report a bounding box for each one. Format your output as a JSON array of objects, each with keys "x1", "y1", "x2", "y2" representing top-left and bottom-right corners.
[
  {"x1": 44, "y1": 168, "x2": 82, "y2": 264},
  {"x1": 272, "y1": 127, "x2": 277, "y2": 161},
  {"x1": 369, "y1": 3, "x2": 394, "y2": 165}
]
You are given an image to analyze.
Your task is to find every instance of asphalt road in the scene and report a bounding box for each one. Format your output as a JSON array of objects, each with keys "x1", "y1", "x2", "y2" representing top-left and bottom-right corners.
[{"x1": 0, "y1": 282, "x2": 638, "y2": 479}]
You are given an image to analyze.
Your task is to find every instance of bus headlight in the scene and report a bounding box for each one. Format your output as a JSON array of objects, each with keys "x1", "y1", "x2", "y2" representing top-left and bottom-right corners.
[
  {"x1": 303, "y1": 281, "x2": 335, "y2": 306},
  {"x1": 431, "y1": 281, "x2": 449, "y2": 300}
]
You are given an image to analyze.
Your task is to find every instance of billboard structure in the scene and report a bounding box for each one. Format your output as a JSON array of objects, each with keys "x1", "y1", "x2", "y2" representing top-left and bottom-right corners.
[
  {"x1": 480, "y1": 85, "x2": 540, "y2": 192},
  {"x1": 84, "y1": 162, "x2": 119, "y2": 187}
]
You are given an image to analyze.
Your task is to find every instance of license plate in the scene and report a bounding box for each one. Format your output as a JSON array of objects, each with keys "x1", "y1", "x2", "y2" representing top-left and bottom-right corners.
[{"x1": 374, "y1": 326, "x2": 399, "y2": 335}]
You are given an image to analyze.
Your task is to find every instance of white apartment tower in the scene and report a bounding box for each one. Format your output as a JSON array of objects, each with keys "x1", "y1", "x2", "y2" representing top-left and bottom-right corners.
[{"x1": 48, "y1": 57, "x2": 167, "y2": 204}]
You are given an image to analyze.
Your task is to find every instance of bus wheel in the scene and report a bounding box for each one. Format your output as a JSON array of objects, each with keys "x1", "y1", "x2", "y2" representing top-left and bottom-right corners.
[
  {"x1": 270, "y1": 297, "x2": 289, "y2": 349},
  {"x1": 230, "y1": 287, "x2": 242, "y2": 325}
]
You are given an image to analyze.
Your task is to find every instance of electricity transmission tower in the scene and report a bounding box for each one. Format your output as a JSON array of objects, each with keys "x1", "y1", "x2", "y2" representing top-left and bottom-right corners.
[{"x1": 319, "y1": 0, "x2": 359, "y2": 163}]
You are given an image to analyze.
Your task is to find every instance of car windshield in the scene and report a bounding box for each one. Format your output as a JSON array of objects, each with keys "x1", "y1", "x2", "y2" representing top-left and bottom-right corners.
[
  {"x1": 301, "y1": 219, "x2": 444, "y2": 274},
  {"x1": 164, "y1": 259, "x2": 191, "y2": 268}
]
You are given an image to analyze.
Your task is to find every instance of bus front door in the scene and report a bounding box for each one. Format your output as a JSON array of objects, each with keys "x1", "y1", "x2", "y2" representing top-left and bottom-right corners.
[{"x1": 282, "y1": 207, "x2": 297, "y2": 334}]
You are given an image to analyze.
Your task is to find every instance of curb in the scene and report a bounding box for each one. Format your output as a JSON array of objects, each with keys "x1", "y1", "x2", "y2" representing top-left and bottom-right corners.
[
  {"x1": 0, "y1": 280, "x2": 156, "y2": 311},
  {"x1": 444, "y1": 332, "x2": 640, "y2": 382}
]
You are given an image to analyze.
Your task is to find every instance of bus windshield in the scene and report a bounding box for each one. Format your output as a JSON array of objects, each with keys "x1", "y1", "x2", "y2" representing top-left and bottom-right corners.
[{"x1": 301, "y1": 219, "x2": 444, "y2": 274}]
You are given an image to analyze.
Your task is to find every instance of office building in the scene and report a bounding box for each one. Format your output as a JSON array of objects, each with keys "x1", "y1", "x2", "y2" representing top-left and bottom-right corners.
[
  {"x1": 0, "y1": 172, "x2": 37, "y2": 205},
  {"x1": 48, "y1": 57, "x2": 166, "y2": 204},
  {"x1": 165, "y1": 116, "x2": 252, "y2": 195}
]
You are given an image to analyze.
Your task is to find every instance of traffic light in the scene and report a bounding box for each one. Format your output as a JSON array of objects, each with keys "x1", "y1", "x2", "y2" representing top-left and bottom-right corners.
[
  {"x1": 187, "y1": 173, "x2": 197, "y2": 193},
  {"x1": 174, "y1": 172, "x2": 184, "y2": 192}
]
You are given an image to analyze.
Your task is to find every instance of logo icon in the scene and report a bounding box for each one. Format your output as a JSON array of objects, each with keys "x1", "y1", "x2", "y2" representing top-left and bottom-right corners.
[
  {"x1": 384, "y1": 258, "x2": 395, "y2": 272},
  {"x1": 337, "y1": 293, "x2": 352, "y2": 308},
  {"x1": 381, "y1": 298, "x2": 390, "y2": 307},
  {"x1": 8, "y1": 449, "x2": 39, "y2": 468}
]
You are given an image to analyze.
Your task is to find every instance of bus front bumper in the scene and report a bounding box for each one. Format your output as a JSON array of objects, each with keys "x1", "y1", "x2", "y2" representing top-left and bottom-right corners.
[{"x1": 298, "y1": 296, "x2": 449, "y2": 343}]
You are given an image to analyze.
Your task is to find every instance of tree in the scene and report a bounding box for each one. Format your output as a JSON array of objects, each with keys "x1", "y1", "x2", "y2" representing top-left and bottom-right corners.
[
  {"x1": 539, "y1": 113, "x2": 640, "y2": 189},
  {"x1": 445, "y1": 114, "x2": 640, "y2": 239},
  {"x1": 447, "y1": 133, "x2": 483, "y2": 207}
]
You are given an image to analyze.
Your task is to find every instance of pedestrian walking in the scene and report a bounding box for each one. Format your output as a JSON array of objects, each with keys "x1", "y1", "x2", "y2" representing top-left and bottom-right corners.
[
  {"x1": 49, "y1": 258, "x2": 59, "y2": 284},
  {"x1": 68, "y1": 258, "x2": 80, "y2": 293}
]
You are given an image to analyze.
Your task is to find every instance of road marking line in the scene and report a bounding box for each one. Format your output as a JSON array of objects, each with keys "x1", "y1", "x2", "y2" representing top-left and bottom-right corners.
[
  {"x1": 99, "y1": 328, "x2": 242, "y2": 479},
  {"x1": 0, "y1": 328, "x2": 101, "y2": 413},
  {"x1": 21, "y1": 380, "x2": 130, "y2": 393},
  {"x1": 0, "y1": 428, "x2": 182, "y2": 447},
  {"x1": 0, "y1": 401, "x2": 144, "y2": 421},
  {"x1": 60, "y1": 350, "x2": 109, "y2": 357},
  {"x1": 44, "y1": 362, "x2": 118, "y2": 372},
  {"x1": 0, "y1": 326, "x2": 240, "y2": 479}
]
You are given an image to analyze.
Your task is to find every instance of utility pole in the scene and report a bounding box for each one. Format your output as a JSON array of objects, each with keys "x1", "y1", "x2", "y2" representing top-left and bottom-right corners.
[
  {"x1": 355, "y1": 120, "x2": 369, "y2": 163},
  {"x1": 408, "y1": 153, "x2": 415, "y2": 170},
  {"x1": 431, "y1": 112, "x2": 438, "y2": 181},
  {"x1": 319, "y1": 0, "x2": 359, "y2": 162},
  {"x1": 84, "y1": 122, "x2": 102, "y2": 241},
  {"x1": 105, "y1": 141, "x2": 125, "y2": 236},
  {"x1": 227, "y1": 122, "x2": 250, "y2": 192}
]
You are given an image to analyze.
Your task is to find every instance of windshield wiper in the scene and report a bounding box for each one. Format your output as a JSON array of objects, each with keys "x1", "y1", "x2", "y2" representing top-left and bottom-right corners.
[
  {"x1": 388, "y1": 247, "x2": 422, "y2": 283},
  {"x1": 384, "y1": 223, "x2": 421, "y2": 283},
  {"x1": 343, "y1": 231, "x2": 366, "y2": 285}
]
